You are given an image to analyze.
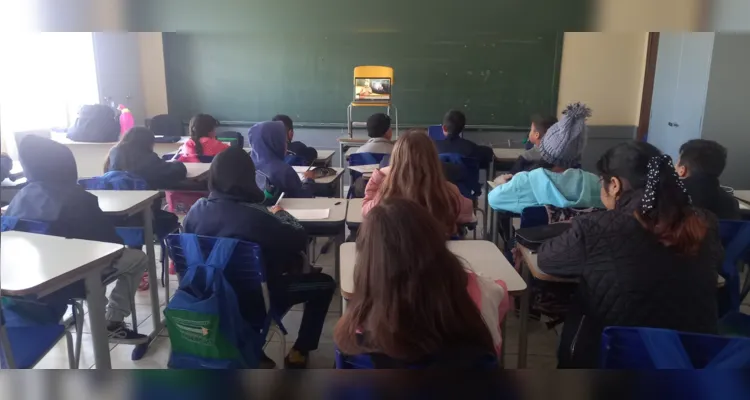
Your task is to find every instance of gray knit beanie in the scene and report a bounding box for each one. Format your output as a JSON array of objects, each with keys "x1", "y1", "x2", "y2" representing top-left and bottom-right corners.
[{"x1": 539, "y1": 102, "x2": 592, "y2": 168}]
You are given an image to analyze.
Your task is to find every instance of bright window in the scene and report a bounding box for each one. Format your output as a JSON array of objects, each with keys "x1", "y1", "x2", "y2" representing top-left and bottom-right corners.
[{"x1": 0, "y1": 32, "x2": 100, "y2": 133}]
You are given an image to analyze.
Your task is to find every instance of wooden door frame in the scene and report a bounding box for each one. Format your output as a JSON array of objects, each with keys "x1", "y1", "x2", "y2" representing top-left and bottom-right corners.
[{"x1": 636, "y1": 32, "x2": 660, "y2": 141}]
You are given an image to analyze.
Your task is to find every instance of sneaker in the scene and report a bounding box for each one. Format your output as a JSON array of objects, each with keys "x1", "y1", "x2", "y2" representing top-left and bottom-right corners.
[
  {"x1": 107, "y1": 322, "x2": 148, "y2": 345},
  {"x1": 138, "y1": 273, "x2": 149, "y2": 291},
  {"x1": 284, "y1": 348, "x2": 309, "y2": 369}
]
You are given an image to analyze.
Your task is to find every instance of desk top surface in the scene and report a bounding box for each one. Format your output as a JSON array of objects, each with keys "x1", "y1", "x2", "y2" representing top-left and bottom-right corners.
[
  {"x1": 88, "y1": 190, "x2": 161, "y2": 215},
  {"x1": 278, "y1": 198, "x2": 348, "y2": 223},
  {"x1": 1, "y1": 231, "x2": 124, "y2": 296}
]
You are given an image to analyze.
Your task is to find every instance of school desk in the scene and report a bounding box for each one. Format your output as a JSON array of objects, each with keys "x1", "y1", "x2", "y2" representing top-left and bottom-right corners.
[
  {"x1": 278, "y1": 198, "x2": 348, "y2": 285},
  {"x1": 182, "y1": 162, "x2": 210, "y2": 180},
  {"x1": 314, "y1": 149, "x2": 336, "y2": 167},
  {"x1": 734, "y1": 190, "x2": 750, "y2": 206},
  {"x1": 345, "y1": 198, "x2": 364, "y2": 231},
  {"x1": 88, "y1": 190, "x2": 166, "y2": 357},
  {"x1": 1, "y1": 231, "x2": 125, "y2": 369}
]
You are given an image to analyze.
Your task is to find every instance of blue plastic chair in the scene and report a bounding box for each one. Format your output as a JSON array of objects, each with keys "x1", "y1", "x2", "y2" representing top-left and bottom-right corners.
[
  {"x1": 519, "y1": 206, "x2": 550, "y2": 229},
  {"x1": 428, "y1": 125, "x2": 444, "y2": 141},
  {"x1": 601, "y1": 326, "x2": 750, "y2": 369},
  {"x1": 717, "y1": 220, "x2": 750, "y2": 316},
  {"x1": 165, "y1": 234, "x2": 289, "y2": 361},
  {"x1": 347, "y1": 152, "x2": 387, "y2": 199},
  {"x1": 0, "y1": 308, "x2": 76, "y2": 369},
  {"x1": 284, "y1": 154, "x2": 308, "y2": 166},
  {"x1": 438, "y1": 153, "x2": 482, "y2": 200},
  {"x1": 335, "y1": 346, "x2": 499, "y2": 369}
]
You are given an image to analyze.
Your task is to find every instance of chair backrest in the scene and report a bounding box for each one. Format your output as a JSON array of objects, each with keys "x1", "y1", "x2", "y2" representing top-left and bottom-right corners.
[
  {"x1": 347, "y1": 152, "x2": 388, "y2": 198},
  {"x1": 149, "y1": 114, "x2": 183, "y2": 137},
  {"x1": 438, "y1": 153, "x2": 481, "y2": 200},
  {"x1": 78, "y1": 171, "x2": 148, "y2": 190},
  {"x1": 428, "y1": 125, "x2": 444, "y2": 141},
  {"x1": 717, "y1": 220, "x2": 750, "y2": 315},
  {"x1": 284, "y1": 154, "x2": 308, "y2": 167},
  {"x1": 601, "y1": 326, "x2": 750, "y2": 369},
  {"x1": 216, "y1": 131, "x2": 243, "y2": 148},
  {"x1": 519, "y1": 206, "x2": 550, "y2": 229}
]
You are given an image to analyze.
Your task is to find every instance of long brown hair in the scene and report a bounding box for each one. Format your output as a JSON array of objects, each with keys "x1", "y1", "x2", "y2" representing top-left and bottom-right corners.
[
  {"x1": 188, "y1": 114, "x2": 219, "y2": 156},
  {"x1": 103, "y1": 127, "x2": 156, "y2": 173},
  {"x1": 334, "y1": 198, "x2": 495, "y2": 361},
  {"x1": 597, "y1": 141, "x2": 707, "y2": 255},
  {"x1": 378, "y1": 129, "x2": 459, "y2": 235}
]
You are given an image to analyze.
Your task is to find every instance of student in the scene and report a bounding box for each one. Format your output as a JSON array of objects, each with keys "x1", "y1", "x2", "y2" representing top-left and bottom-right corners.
[
  {"x1": 335, "y1": 198, "x2": 500, "y2": 369},
  {"x1": 250, "y1": 120, "x2": 315, "y2": 199},
  {"x1": 272, "y1": 114, "x2": 318, "y2": 164},
  {"x1": 105, "y1": 127, "x2": 188, "y2": 189},
  {"x1": 183, "y1": 147, "x2": 335, "y2": 369},
  {"x1": 357, "y1": 113, "x2": 394, "y2": 154},
  {"x1": 488, "y1": 103, "x2": 603, "y2": 214},
  {"x1": 176, "y1": 114, "x2": 229, "y2": 163},
  {"x1": 362, "y1": 129, "x2": 474, "y2": 237},
  {"x1": 510, "y1": 114, "x2": 558, "y2": 174},
  {"x1": 675, "y1": 139, "x2": 740, "y2": 220},
  {"x1": 4, "y1": 136, "x2": 149, "y2": 343},
  {"x1": 435, "y1": 109, "x2": 493, "y2": 168},
  {"x1": 538, "y1": 141, "x2": 721, "y2": 368}
]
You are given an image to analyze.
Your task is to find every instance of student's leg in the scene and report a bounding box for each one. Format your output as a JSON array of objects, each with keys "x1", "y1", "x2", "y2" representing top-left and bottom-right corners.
[
  {"x1": 280, "y1": 272, "x2": 336, "y2": 366},
  {"x1": 104, "y1": 249, "x2": 149, "y2": 343}
]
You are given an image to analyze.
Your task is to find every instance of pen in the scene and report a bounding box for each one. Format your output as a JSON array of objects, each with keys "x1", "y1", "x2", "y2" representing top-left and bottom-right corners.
[{"x1": 275, "y1": 192, "x2": 285, "y2": 207}]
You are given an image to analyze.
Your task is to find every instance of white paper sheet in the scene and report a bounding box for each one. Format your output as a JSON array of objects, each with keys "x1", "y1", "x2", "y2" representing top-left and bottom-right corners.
[
  {"x1": 347, "y1": 164, "x2": 379, "y2": 174},
  {"x1": 286, "y1": 208, "x2": 330, "y2": 220}
]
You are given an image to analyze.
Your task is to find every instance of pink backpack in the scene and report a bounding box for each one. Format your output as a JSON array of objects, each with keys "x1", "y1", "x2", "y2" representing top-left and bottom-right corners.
[{"x1": 118, "y1": 105, "x2": 135, "y2": 136}]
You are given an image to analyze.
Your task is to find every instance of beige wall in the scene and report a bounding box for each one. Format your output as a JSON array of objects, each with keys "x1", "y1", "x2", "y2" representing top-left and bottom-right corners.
[
  {"x1": 137, "y1": 32, "x2": 649, "y2": 126},
  {"x1": 594, "y1": 0, "x2": 702, "y2": 31},
  {"x1": 557, "y1": 32, "x2": 648, "y2": 126}
]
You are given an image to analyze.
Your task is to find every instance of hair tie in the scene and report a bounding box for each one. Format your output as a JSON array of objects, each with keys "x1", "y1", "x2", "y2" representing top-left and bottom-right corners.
[{"x1": 641, "y1": 154, "x2": 690, "y2": 215}]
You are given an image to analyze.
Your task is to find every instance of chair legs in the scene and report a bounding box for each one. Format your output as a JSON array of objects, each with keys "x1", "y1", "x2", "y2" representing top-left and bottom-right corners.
[{"x1": 64, "y1": 330, "x2": 77, "y2": 369}]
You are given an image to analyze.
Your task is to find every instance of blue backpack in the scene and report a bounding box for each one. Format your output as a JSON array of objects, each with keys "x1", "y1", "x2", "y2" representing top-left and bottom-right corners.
[
  {"x1": 164, "y1": 235, "x2": 262, "y2": 369},
  {"x1": 78, "y1": 171, "x2": 148, "y2": 190}
]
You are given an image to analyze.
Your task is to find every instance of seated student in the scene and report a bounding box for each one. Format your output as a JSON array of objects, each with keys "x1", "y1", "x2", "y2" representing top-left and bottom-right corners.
[
  {"x1": 488, "y1": 103, "x2": 603, "y2": 214},
  {"x1": 676, "y1": 139, "x2": 740, "y2": 220},
  {"x1": 5, "y1": 136, "x2": 149, "y2": 343},
  {"x1": 250, "y1": 121, "x2": 315, "y2": 199},
  {"x1": 357, "y1": 113, "x2": 394, "y2": 154},
  {"x1": 362, "y1": 129, "x2": 474, "y2": 237},
  {"x1": 435, "y1": 110, "x2": 494, "y2": 168},
  {"x1": 510, "y1": 114, "x2": 558, "y2": 174},
  {"x1": 335, "y1": 198, "x2": 501, "y2": 369},
  {"x1": 538, "y1": 141, "x2": 721, "y2": 368},
  {"x1": 272, "y1": 114, "x2": 318, "y2": 164},
  {"x1": 176, "y1": 114, "x2": 229, "y2": 163},
  {"x1": 183, "y1": 147, "x2": 335, "y2": 369},
  {"x1": 105, "y1": 127, "x2": 188, "y2": 189}
]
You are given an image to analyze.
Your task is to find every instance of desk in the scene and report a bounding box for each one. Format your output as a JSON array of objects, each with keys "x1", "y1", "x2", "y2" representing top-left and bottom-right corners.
[
  {"x1": 292, "y1": 167, "x2": 345, "y2": 198},
  {"x1": 735, "y1": 190, "x2": 750, "y2": 205},
  {"x1": 1, "y1": 231, "x2": 124, "y2": 369},
  {"x1": 183, "y1": 163, "x2": 210, "y2": 180},
  {"x1": 492, "y1": 148, "x2": 525, "y2": 162},
  {"x1": 88, "y1": 190, "x2": 166, "y2": 357},
  {"x1": 347, "y1": 164, "x2": 379, "y2": 175},
  {"x1": 314, "y1": 150, "x2": 335, "y2": 167},
  {"x1": 278, "y1": 198, "x2": 348, "y2": 288},
  {"x1": 345, "y1": 198, "x2": 364, "y2": 231},
  {"x1": 337, "y1": 137, "x2": 370, "y2": 175}
]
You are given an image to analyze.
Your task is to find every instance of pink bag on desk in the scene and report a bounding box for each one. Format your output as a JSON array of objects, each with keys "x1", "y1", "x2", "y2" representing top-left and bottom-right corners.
[{"x1": 118, "y1": 105, "x2": 135, "y2": 136}]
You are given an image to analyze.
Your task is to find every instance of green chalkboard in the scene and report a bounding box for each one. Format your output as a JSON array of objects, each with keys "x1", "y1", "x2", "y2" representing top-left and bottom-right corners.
[{"x1": 163, "y1": 31, "x2": 563, "y2": 129}]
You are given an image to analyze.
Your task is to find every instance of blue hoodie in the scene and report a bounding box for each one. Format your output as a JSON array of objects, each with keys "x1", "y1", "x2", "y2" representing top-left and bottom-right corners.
[
  {"x1": 249, "y1": 121, "x2": 314, "y2": 198},
  {"x1": 488, "y1": 168, "x2": 604, "y2": 214}
]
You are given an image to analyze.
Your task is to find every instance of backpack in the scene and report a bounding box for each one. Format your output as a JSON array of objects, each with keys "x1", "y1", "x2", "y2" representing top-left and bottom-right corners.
[
  {"x1": 78, "y1": 171, "x2": 148, "y2": 190},
  {"x1": 164, "y1": 235, "x2": 262, "y2": 369},
  {"x1": 66, "y1": 104, "x2": 120, "y2": 143}
]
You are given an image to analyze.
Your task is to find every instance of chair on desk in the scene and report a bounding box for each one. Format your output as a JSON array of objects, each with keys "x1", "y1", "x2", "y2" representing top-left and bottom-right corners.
[
  {"x1": 165, "y1": 234, "x2": 288, "y2": 368},
  {"x1": 439, "y1": 153, "x2": 485, "y2": 239},
  {"x1": 1, "y1": 216, "x2": 142, "y2": 367},
  {"x1": 600, "y1": 326, "x2": 750, "y2": 369},
  {"x1": 347, "y1": 152, "x2": 387, "y2": 199}
]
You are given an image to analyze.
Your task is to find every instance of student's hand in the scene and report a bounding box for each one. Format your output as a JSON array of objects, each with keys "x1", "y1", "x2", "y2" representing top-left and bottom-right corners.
[
  {"x1": 270, "y1": 205, "x2": 284, "y2": 214},
  {"x1": 494, "y1": 174, "x2": 514, "y2": 185},
  {"x1": 303, "y1": 171, "x2": 316, "y2": 180}
]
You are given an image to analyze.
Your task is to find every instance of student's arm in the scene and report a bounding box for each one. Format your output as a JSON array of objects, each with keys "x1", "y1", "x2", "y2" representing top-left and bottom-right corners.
[
  {"x1": 145, "y1": 153, "x2": 188, "y2": 188},
  {"x1": 270, "y1": 210, "x2": 308, "y2": 252},
  {"x1": 362, "y1": 169, "x2": 385, "y2": 216},
  {"x1": 536, "y1": 218, "x2": 588, "y2": 278},
  {"x1": 284, "y1": 168, "x2": 315, "y2": 198},
  {"x1": 487, "y1": 172, "x2": 537, "y2": 214}
]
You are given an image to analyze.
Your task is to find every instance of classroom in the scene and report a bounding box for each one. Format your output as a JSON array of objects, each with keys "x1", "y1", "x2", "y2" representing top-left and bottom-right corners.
[{"x1": 1, "y1": 1, "x2": 750, "y2": 373}]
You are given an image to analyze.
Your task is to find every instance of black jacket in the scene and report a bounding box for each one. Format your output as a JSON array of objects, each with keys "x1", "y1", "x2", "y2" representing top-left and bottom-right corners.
[
  {"x1": 287, "y1": 141, "x2": 318, "y2": 164},
  {"x1": 537, "y1": 190, "x2": 721, "y2": 368},
  {"x1": 107, "y1": 146, "x2": 187, "y2": 189},
  {"x1": 5, "y1": 136, "x2": 122, "y2": 244},
  {"x1": 435, "y1": 136, "x2": 494, "y2": 169},
  {"x1": 683, "y1": 174, "x2": 740, "y2": 220}
]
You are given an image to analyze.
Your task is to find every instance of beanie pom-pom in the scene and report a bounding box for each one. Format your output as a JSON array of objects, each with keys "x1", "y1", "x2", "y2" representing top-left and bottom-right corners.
[{"x1": 562, "y1": 102, "x2": 592, "y2": 120}]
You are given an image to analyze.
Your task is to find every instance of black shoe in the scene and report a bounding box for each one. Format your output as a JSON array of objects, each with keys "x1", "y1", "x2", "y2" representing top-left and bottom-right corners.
[{"x1": 107, "y1": 322, "x2": 148, "y2": 345}]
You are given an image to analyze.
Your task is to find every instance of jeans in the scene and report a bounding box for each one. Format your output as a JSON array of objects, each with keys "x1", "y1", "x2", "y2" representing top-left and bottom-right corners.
[
  {"x1": 277, "y1": 272, "x2": 336, "y2": 353},
  {"x1": 101, "y1": 249, "x2": 149, "y2": 322}
]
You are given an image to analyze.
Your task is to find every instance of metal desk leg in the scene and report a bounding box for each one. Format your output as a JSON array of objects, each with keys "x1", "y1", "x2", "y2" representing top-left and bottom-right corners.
[
  {"x1": 142, "y1": 206, "x2": 162, "y2": 333},
  {"x1": 339, "y1": 143, "x2": 347, "y2": 198},
  {"x1": 485, "y1": 161, "x2": 494, "y2": 236},
  {"x1": 518, "y1": 261, "x2": 531, "y2": 369},
  {"x1": 85, "y1": 272, "x2": 112, "y2": 369}
]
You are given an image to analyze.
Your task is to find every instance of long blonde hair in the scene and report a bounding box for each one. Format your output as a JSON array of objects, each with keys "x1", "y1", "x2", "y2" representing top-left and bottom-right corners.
[{"x1": 378, "y1": 129, "x2": 459, "y2": 235}]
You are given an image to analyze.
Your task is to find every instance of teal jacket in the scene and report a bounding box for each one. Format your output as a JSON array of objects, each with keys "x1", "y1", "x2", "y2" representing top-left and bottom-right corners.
[{"x1": 488, "y1": 168, "x2": 604, "y2": 214}]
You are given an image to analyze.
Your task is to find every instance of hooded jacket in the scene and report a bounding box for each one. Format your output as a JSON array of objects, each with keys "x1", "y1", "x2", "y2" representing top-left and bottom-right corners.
[
  {"x1": 5, "y1": 136, "x2": 122, "y2": 244},
  {"x1": 183, "y1": 147, "x2": 309, "y2": 314},
  {"x1": 107, "y1": 144, "x2": 187, "y2": 189},
  {"x1": 249, "y1": 121, "x2": 314, "y2": 198},
  {"x1": 488, "y1": 168, "x2": 604, "y2": 214}
]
